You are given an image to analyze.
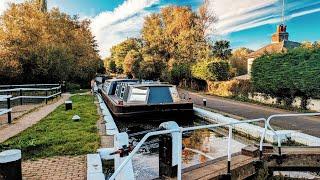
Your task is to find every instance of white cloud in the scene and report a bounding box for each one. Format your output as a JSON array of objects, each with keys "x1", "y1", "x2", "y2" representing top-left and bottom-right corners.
[
  {"x1": 208, "y1": 0, "x2": 320, "y2": 35},
  {"x1": 90, "y1": 0, "x2": 159, "y2": 58},
  {"x1": 0, "y1": 0, "x2": 24, "y2": 15}
]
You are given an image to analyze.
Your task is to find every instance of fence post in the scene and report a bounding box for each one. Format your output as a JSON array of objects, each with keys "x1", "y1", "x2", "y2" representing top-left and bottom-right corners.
[
  {"x1": 19, "y1": 89, "x2": 23, "y2": 105},
  {"x1": 45, "y1": 90, "x2": 48, "y2": 104},
  {"x1": 7, "y1": 96, "x2": 11, "y2": 124}
]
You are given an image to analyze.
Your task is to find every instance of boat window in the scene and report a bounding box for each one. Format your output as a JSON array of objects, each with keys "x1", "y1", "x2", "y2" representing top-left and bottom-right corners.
[
  {"x1": 115, "y1": 85, "x2": 118, "y2": 94},
  {"x1": 148, "y1": 87, "x2": 173, "y2": 104},
  {"x1": 120, "y1": 86, "x2": 125, "y2": 99},
  {"x1": 103, "y1": 82, "x2": 110, "y2": 92},
  {"x1": 169, "y1": 86, "x2": 180, "y2": 102},
  {"x1": 128, "y1": 87, "x2": 148, "y2": 102}
]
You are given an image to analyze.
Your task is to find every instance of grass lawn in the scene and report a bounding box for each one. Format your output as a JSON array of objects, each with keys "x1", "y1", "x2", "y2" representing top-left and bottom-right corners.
[
  {"x1": 70, "y1": 89, "x2": 91, "y2": 94},
  {"x1": 0, "y1": 95, "x2": 100, "y2": 160}
]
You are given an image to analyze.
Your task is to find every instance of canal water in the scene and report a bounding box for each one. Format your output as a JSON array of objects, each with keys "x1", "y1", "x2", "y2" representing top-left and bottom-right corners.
[
  {"x1": 109, "y1": 114, "x2": 320, "y2": 180},
  {"x1": 115, "y1": 116, "x2": 247, "y2": 180}
]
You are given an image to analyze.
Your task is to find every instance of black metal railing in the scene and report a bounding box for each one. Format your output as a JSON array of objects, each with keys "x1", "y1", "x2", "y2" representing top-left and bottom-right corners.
[{"x1": 0, "y1": 84, "x2": 62, "y2": 124}]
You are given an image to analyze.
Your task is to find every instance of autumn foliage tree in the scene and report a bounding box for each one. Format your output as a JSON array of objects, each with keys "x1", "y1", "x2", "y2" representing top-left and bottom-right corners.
[
  {"x1": 0, "y1": 0, "x2": 104, "y2": 86},
  {"x1": 123, "y1": 50, "x2": 142, "y2": 78},
  {"x1": 105, "y1": 4, "x2": 221, "y2": 86},
  {"x1": 229, "y1": 48, "x2": 253, "y2": 76}
]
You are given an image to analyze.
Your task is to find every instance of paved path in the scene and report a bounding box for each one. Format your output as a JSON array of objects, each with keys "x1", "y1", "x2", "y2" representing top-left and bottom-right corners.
[
  {"x1": 0, "y1": 94, "x2": 70, "y2": 143},
  {"x1": 179, "y1": 89, "x2": 320, "y2": 137},
  {"x1": 0, "y1": 104, "x2": 41, "y2": 125},
  {"x1": 22, "y1": 155, "x2": 86, "y2": 180}
]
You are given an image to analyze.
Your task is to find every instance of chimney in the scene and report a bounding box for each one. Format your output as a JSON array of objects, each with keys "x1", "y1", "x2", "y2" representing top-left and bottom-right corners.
[{"x1": 271, "y1": 24, "x2": 289, "y2": 43}]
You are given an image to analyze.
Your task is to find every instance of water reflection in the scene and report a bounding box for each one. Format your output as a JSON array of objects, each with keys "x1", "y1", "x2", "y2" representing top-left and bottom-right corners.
[
  {"x1": 118, "y1": 118, "x2": 246, "y2": 179},
  {"x1": 182, "y1": 129, "x2": 246, "y2": 168}
]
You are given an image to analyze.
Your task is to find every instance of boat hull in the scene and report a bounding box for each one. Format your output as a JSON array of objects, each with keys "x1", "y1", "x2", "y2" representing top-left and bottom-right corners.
[{"x1": 100, "y1": 90, "x2": 193, "y2": 121}]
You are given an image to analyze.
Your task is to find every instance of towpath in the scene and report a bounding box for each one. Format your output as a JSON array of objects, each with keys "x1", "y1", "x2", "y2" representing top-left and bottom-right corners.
[
  {"x1": 0, "y1": 93, "x2": 71, "y2": 143},
  {"x1": 179, "y1": 89, "x2": 320, "y2": 137}
]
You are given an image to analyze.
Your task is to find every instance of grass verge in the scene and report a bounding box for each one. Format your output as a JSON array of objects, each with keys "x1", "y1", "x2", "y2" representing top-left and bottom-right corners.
[{"x1": 0, "y1": 95, "x2": 100, "y2": 160}]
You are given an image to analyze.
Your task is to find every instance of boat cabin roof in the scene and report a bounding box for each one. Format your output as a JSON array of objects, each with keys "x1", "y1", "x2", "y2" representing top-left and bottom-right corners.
[
  {"x1": 128, "y1": 83, "x2": 171, "y2": 88},
  {"x1": 103, "y1": 79, "x2": 182, "y2": 105}
]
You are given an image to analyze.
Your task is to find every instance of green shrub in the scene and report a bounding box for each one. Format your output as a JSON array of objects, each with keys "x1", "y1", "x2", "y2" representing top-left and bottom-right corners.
[
  {"x1": 191, "y1": 59, "x2": 230, "y2": 81},
  {"x1": 169, "y1": 63, "x2": 191, "y2": 84},
  {"x1": 207, "y1": 61, "x2": 230, "y2": 81},
  {"x1": 252, "y1": 47, "x2": 320, "y2": 99},
  {"x1": 66, "y1": 82, "x2": 81, "y2": 92}
]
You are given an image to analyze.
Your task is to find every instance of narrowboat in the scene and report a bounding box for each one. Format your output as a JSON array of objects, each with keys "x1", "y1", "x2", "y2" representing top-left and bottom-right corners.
[{"x1": 99, "y1": 79, "x2": 193, "y2": 121}]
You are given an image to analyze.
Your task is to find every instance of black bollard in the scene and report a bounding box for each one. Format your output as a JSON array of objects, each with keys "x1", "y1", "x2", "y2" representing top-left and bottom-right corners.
[
  {"x1": 159, "y1": 134, "x2": 177, "y2": 178},
  {"x1": 203, "y1": 99, "x2": 207, "y2": 106},
  {"x1": 0, "y1": 149, "x2": 22, "y2": 180},
  {"x1": 65, "y1": 101, "x2": 72, "y2": 111}
]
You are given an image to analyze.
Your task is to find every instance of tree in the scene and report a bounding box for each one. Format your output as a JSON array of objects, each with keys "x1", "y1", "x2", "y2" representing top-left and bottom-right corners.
[
  {"x1": 103, "y1": 3, "x2": 220, "y2": 85},
  {"x1": 191, "y1": 58, "x2": 230, "y2": 81},
  {"x1": 212, "y1": 40, "x2": 232, "y2": 60},
  {"x1": 140, "y1": 54, "x2": 166, "y2": 80},
  {"x1": 0, "y1": 0, "x2": 102, "y2": 86},
  {"x1": 36, "y1": 0, "x2": 47, "y2": 12},
  {"x1": 207, "y1": 61, "x2": 230, "y2": 81},
  {"x1": 110, "y1": 38, "x2": 142, "y2": 73},
  {"x1": 123, "y1": 50, "x2": 142, "y2": 78},
  {"x1": 301, "y1": 41, "x2": 313, "y2": 49},
  {"x1": 229, "y1": 48, "x2": 253, "y2": 76},
  {"x1": 141, "y1": 6, "x2": 215, "y2": 82},
  {"x1": 104, "y1": 58, "x2": 116, "y2": 73}
]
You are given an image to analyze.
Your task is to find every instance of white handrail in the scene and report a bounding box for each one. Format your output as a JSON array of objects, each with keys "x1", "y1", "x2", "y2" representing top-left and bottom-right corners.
[
  {"x1": 109, "y1": 113, "x2": 320, "y2": 179},
  {"x1": 109, "y1": 118, "x2": 267, "y2": 180},
  {"x1": 265, "y1": 113, "x2": 320, "y2": 155},
  {"x1": 0, "y1": 108, "x2": 12, "y2": 116},
  {"x1": 0, "y1": 87, "x2": 61, "y2": 102},
  {"x1": 0, "y1": 84, "x2": 60, "y2": 88},
  {"x1": 109, "y1": 129, "x2": 180, "y2": 180},
  {"x1": 0, "y1": 86, "x2": 61, "y2": 93}
]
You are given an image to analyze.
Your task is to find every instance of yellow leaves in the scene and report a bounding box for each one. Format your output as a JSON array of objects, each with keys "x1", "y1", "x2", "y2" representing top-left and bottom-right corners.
[{"x1": 0, "y1": 0, "x2": 102, "y2": 84}]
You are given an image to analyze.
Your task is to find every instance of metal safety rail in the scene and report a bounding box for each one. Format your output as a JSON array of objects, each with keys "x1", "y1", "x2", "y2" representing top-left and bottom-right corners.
[
  {"x1": 0, "y1": 84, "x2": 60, "y2": 89},
  {"x1": 108, "y1": 112, "x2": 320, "y2": 180},
  {"x1": 263, "y1": 113, "x2": 320, "y2": 158},
  {"x1": 0, "y1": 95, "x2": 13, "y2": 124},
  {"x1": 0, "y1": 85, "x2": 62, "y2": 105},
  {"x1": 0, "y1": 84, "x2": 62, "y2": 124}
]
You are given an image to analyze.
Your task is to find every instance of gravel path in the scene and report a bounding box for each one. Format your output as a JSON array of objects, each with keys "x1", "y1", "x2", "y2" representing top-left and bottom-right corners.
[
  {"x1": 0, "y1": 94, "x2": 71, "y2": 143},
  {"x1": 179, "y1": 89, "x2": 320, "y2": 137}
]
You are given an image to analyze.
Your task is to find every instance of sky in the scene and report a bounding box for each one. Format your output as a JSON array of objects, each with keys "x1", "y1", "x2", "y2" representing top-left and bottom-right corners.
[{"x1": 1, "y1": 0, "x2": 320, "y2": 58}]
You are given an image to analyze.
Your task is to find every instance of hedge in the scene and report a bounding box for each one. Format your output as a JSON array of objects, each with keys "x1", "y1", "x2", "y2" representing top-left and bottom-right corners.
[{"x1": 252, "y1": 47, "x2": 320, "y2": 99}]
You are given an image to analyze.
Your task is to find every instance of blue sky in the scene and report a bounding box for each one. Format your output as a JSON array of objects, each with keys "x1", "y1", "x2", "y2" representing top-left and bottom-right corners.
[{"x1": 1, "y1": 0, "x2": 320, "y2": 58}]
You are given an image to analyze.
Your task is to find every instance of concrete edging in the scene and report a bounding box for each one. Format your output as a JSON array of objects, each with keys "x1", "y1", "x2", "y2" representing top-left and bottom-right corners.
[
  {"x1": 194, "y1": 107, "x2": 320, "y2": 146},
  {"x1": 87, "y1": 154, "x2": 105, "y2": 180}
]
